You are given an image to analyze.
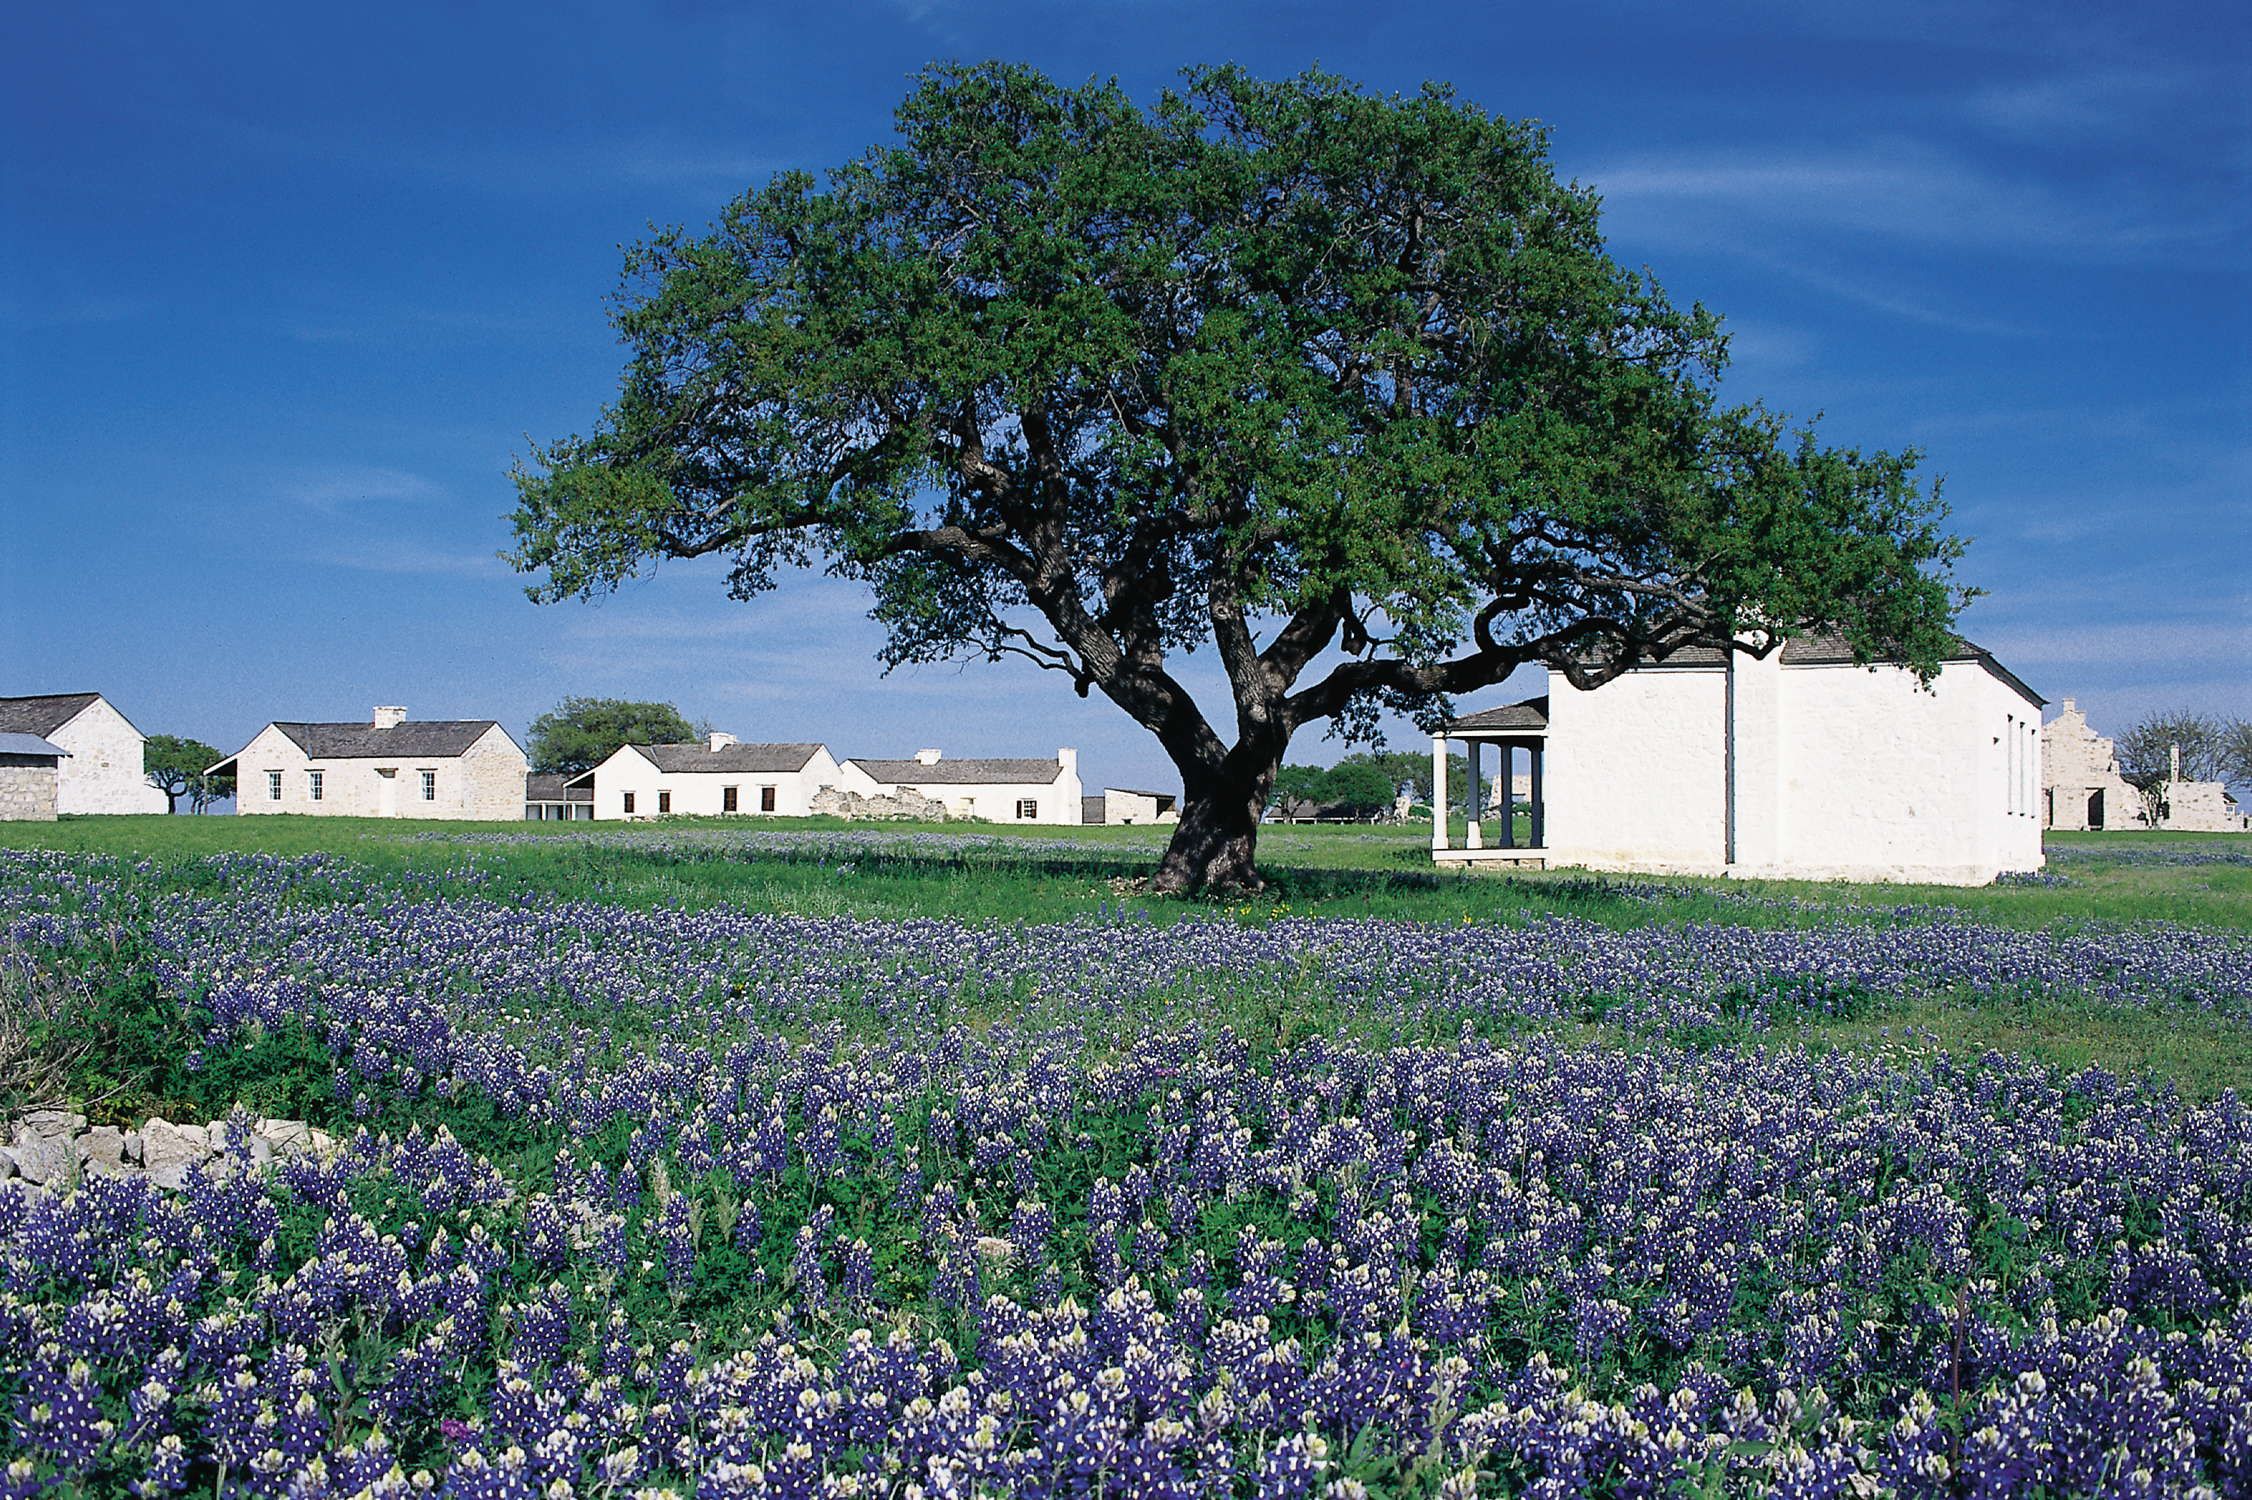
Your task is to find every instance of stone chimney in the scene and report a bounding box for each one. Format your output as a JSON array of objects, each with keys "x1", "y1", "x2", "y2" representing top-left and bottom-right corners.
[
  {"x1": 915, "y1": 748, "x2": 941, "y2": 765},
  {"x1": 1058, "y1": 747, "x2": 1077, "y2": 775},
  {"x1": 709, "y1": 732, "x2": 737, "y2": 752},
  {"x1": 2171, "y1": 743, "x2": 2182, "y2": 783},
  {"x1": 373, "y1": 706, "x2": 407, "y2": 729}
]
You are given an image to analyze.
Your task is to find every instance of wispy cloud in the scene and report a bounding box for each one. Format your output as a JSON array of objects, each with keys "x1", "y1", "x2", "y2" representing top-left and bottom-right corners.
[
  {"x1": 304, "y1": 539, "x2": 502, "y2": 576},
  {"x1": 285, "y1": 466, "x2": 441, "y2": 511},
  {"x1": 1591, "y1": 140, "x2": 2228, "y2": 268}
]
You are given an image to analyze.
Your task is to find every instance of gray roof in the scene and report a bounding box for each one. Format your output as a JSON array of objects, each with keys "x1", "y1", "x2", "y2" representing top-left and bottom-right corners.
[
  {"x1": 1446, "y1": 697, "x2": 1550, "y2": 734},
  {"x1": 262, "y1": 720, "x2": 507, "y2": 760},
  {"x1": 525, "y1": 774, "x2": 593, "y2": 802},
  {"x1": 0, "y1": 733, "x2": 69, "y2": 758},
  {"x1": 850, "y1": 756, "x2": 1066, "y2": 785},
  {"x1": 1576, "y1": 635, "x2": 2044, "y2": 707},
  {"x1": 0, "y1": 693, "x2": 102, "y2": 737},
  {"x1": 627, "y1": 742, "x2": 824, "y2": 775}
]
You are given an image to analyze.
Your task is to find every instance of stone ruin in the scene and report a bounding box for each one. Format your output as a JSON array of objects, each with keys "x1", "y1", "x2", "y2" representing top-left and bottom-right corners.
[
  {"x1": 2, "y1": 1108, "x2": 337, "y2": 1196},
  {"x1": 809, "y1": 786, "x2": 947, "y2": 821}
]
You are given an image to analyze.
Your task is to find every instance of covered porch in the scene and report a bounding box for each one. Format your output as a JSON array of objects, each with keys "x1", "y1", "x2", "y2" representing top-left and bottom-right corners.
[{"x1": 1432, "y1": 698, "x2": 1548, "y2": 869}]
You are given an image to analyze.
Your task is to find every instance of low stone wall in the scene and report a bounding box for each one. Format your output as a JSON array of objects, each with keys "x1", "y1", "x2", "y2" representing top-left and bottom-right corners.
[
  {"x1": 2, "y1": 1109, "x2": 337, "y2": 1194},
  {"x1": 0, "y1": 759, "x2": 59, "y2": 821},
  {"x1": 810, "y1": 786, "x2": 947, "y2": 821}
]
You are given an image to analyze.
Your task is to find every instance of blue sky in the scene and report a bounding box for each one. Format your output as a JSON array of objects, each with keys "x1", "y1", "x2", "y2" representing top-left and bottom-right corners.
[{"x1": 2, "y1": 0, "x2": 2245, "y2": 803}]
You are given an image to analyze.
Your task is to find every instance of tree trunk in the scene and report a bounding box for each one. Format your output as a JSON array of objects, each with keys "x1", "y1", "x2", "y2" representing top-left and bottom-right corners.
[{"x1": 1150, "y1": 758, "x2": 1278, "y2": 895}]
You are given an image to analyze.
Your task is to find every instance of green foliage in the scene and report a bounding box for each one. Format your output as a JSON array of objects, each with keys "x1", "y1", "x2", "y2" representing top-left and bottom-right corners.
[
  {"x1": 2114, "y1": 708, "x2": 2245, "y2": 788},
  {"x1": 507, "y1": 60, "x2": 1973, "y2": 889},
  {"x1": 142, "y1": 733, "x2": 228, "y2": 814},
  {"x1": 2228, "y1": 718, "x2": 2252, "y2": 793},
  {"x1": 526, "y1": 696, "x2": 701, "y2": 775}
]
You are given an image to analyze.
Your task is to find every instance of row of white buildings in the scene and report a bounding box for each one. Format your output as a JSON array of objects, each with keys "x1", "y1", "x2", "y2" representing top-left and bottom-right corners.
[
  {"x1": 4, "y1": 667, "x2": 2239, "y2": 889},
  {"x1": 207, "y1": 709, "x2": 1121, "y2": 825}
]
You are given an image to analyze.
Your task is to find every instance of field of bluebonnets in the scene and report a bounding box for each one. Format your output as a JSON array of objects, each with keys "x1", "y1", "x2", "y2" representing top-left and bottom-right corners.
[{"x1": 1, "y1": 819, "x2": 2250, "y2": 1499}]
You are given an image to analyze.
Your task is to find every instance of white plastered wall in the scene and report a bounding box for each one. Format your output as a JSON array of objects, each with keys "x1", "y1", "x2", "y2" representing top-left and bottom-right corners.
[
  {"x1": 837, "y1": 755, "x2": 1083, "y2": 823},
  {"x1": 588, "y1": 745, "x2": 843, "y2": 819},
  {"x1": 1538, "y1": 653, "x2": 2044, "y2": 884},
  {"x1": 49, "y1": 697, "x2": 168, "y2": 815},
  {"x1": 1543, "y1": 667, "x2": 1729, "y2": 874},
  {"x1": 1762, "y1": 659, "x2": 2043, "y2": 883}
]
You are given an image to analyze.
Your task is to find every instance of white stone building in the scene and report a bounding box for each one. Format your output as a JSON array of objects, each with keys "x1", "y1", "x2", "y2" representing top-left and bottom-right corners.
[
  {"x1": 2039, "y1": 699, "x2": 2147, "y2": 831},
  {"x1": 1432, "y1": 637, "x2": 2047, "y2": 885},
  {"x1": 2157, "y1": 778, "x2": 2249, "y2": 832},
  {"x1": 836, "y1": 748, "x2": 1082, "y2": 824},
  {"x1": 211, "y1": 707, "x2": 528, "y2": 819},
  {"x1": 0, "y1": 693, "x2": 168, "y2": 815},
  {"x1": 570, "y1": 736, "x2": 840, "y2": 819}
]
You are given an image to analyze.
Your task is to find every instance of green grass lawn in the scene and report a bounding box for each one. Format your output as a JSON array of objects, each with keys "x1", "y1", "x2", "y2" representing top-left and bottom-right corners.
[
  {"x1": 7, "y1": 812, "x2": 2249, "y2": 1099},
  {"x1": 6, "y1": 812, "x2": 2248, "y2": 929}
]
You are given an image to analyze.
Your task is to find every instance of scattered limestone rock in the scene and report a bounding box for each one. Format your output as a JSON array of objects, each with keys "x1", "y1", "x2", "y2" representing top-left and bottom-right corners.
[
  {"x1": 3, "y1": 1137, "x2": 77, "y2": 1186},
  {"x1": 808, "y1": 786, "x2": 948, "y2": 821},
  {"x1": 16, "y1": 1109, "x2": 86, "y2": 1144},
  {"x1": 78, "y1": 1126, "x2": 130, "y2": 1177},
  {"x1": 3, "y1": 1109, "x2": 340, "y2": 1194}
]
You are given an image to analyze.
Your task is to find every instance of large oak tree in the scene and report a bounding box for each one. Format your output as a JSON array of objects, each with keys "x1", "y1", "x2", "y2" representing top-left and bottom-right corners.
[{"x1": 510, "y1": 63, "x2": 1971, "y2": 892}]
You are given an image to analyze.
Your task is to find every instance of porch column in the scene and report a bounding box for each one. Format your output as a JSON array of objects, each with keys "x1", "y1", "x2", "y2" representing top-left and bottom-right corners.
[
  {"x1": 1530, "y1": 741, "x2": 1545, "y2": 848},
  {"x1": 1465, "y1": 738, "x2": 1483, "y2": 850},
  {"x1": 1431, "y1": 733, "x2": 1449, "y2": 850},
  {"x1": 1498, "y1": 742, "x2": 1516, "y2": 849}
]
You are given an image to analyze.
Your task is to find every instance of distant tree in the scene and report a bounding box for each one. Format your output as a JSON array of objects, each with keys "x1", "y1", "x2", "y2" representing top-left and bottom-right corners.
[
  {"x1": 1320, "y1": 759, "x2": 1396, "y2": 818},
  {"x1": 2224, "y1": 718, "x2": 2252, "y2": 793},
  {"x1": 2115, "y1": 710, "x2": 2230, "y2": 787},
  {"x1": 527, "y1": 698, "x2": 700, "y2": 776},
  {"x1": 143, "y1": 735, "x2": 224, "y2": 814},
  {"x1": 194, "y1": 763, "x2": 236, "y2": 815},
  {"x1": 1268, "y1": 764, "x2": 1331, "y2": 813}
]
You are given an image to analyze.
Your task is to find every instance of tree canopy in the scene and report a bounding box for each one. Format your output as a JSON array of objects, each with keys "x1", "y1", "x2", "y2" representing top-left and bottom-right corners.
[
  {"x1": 2114, "y1": 710, "x2": 2240, "y2": 788},
  {"x1": 526, "y1": 698, "x2": 702, "y2": 776},
  {"x1": 143, "y1": 735, "x2": 228, "y2": 814},
  {"x1": 509, "y1": 61, "x2": 1971, "y2": 891}
]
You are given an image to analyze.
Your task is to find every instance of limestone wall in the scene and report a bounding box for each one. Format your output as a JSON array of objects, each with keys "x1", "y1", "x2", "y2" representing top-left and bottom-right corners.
[
  {"x1": 234, "y1": 723, "x2": 529, "y2": 819},
  {"x1": 48, "y1": 697, "x2": 167, "y2": 815},
  {"x1": 2039, "y1": 699, "x2": 2144, "y2": 831},
  {"x1": 2160, "y1": 781, "x2": 2251, "y2": 832},
  {"x1": 459, "y1": 727, "x2": 533, "y2": 820},
  {"x1": 0, "y1": 759, "x2": 59, "y2": 821}
]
